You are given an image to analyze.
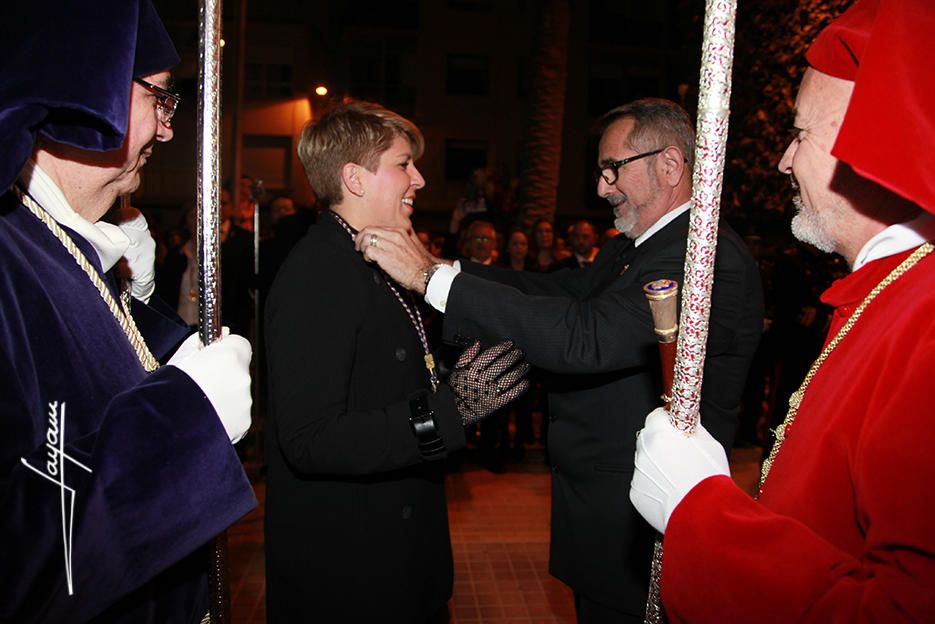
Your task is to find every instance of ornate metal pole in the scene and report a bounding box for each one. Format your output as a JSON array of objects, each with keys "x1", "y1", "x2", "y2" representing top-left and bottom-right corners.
[
  {"x1": 197, "y1": 0, "x2": 222, "y2": 345},
  {"x1": 197, "y1": 1, "x2": 230, "y2": 622},
  {"x1": 669, "y1": 0, "x2": 738, "y2": 434},
  {"x1": 644, "y1": 2, "x2": 737, "y2": 622}
]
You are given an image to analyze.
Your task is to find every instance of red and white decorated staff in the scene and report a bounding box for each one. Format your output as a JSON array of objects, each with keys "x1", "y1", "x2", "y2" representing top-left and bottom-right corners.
[{"x1": 629, "y1": 0, "x2": 935, "y2": 621}]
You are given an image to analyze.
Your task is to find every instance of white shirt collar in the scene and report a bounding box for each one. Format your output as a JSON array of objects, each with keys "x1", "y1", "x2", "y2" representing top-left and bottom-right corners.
[
  {"x1": 20, "y1": 160, "x2": 129, "y2": 272},
  {"x1": 635, "y1": 200, "x2": 691, "y2": 247},
  {"x1": 575, "y1": 248, "x2": 598, "y2": 264},
  {"x1": 852, "y1": 212, "x2": 935, "y2": 272}
]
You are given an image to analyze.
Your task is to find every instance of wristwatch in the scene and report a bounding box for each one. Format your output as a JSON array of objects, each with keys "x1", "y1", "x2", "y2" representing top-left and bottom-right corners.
[
  {"x1": 422, "y1": 263, "x2": 442, "y2": 291},
  {"x1": 409, "y1": 391, "x2": 446, "y2": 459}
]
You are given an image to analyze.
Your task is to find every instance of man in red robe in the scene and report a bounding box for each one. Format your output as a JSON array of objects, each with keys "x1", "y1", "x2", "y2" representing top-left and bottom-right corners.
[{"x1": 629, "y1": 0, "x2": 935, "y2": 621}]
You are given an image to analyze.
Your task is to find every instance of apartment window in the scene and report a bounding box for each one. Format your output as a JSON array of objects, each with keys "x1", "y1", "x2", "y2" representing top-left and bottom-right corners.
[
  {"x1": 445, "y1": 140, "x2": 489, "y2": 181},
  {"x1": 245, "y1": 63, "x2": 294, "y2": 98},
  {"x1": 346, "y1": 42, "x2": 417, "y2": 116},
  {"x1": 448, "y1": 0, "x2": 492, "y2": 9},
  {"x1": 341, "y1": 0, "x2": 419, "y2": 29},
  {"x1": 446, "y1": 55, "x2": 490, "y2": 96},
  {"x1": 590, "y1": 0, "x2": 665, "y2": 47},
  {"x1": 516, "y1": 56, "x2": 531, "y2": 99},
  {"x1": 243, "y1": 135, "x2": 292, "y2": 191}
]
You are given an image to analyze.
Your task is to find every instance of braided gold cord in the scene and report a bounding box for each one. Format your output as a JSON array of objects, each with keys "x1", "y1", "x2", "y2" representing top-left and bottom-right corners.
[
  {"x1": 13, "y1": 187, "x2": 160, "y2": 372},
  {"x1": 758, "y1": 243, "x2": 934, "y2": 494}
]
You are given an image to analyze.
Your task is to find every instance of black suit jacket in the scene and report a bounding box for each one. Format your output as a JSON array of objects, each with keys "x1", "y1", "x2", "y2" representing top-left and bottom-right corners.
[
  {"x1": 221, "y1": 224, "x2": 254, "y2": 336},
  {"x1": 264, "y1": 215, "x2": 467, "y2": 622},
  {"x1": 549, "y1": 253, "x2": 594, "y2": 272},
  {"x1": 444, "y1": 211, "x2": 764, "y2": 615}
]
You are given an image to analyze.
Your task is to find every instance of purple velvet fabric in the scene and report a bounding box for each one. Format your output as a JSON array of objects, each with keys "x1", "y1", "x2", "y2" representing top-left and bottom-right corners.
[
  {"x1": 0, "y1": 191, "x2": 256, "y2": 622},
  {"x1": 0, "y1": 0, "x2": 179, "y2": 192}
]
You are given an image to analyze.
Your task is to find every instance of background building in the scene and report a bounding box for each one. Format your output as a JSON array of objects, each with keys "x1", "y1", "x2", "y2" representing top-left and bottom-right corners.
[{"x1": 139, "y1": 0, "x2": 705, "y2": 233}]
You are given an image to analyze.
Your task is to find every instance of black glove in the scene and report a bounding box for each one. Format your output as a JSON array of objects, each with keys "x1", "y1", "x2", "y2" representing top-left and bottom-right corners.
[{"x1": 449, "y1": 340, "x2": 531, "y2": 426}]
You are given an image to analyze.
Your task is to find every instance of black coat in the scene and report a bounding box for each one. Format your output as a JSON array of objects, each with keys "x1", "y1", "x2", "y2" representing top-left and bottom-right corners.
[
  {"x1": 444, "y1": 211, "x2": 764, "y2": 615},
  {"x1": 264, "y1": 214, "x2": 467, "y2": 623},
  {"x1": 548, "y1": 253, "x2": 595, "y2": 272},
  {"x1": 221, "y1": 223, "x2": 254, "y2": 336}
]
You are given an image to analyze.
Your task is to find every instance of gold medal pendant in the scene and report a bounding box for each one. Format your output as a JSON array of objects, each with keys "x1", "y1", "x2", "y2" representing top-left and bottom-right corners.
[{"x1": 424, "y1": 353, "x2": 439, "y2": 392}]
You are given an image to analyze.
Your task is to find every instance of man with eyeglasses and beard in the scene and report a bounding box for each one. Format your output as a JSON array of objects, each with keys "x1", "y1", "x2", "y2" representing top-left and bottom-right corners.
[
  {"x1": 0, "y1": 1, "x2": 256, "y2": 621},
  {"x1": 354, "y1": 97, "x2": 764, "y2": 622}
]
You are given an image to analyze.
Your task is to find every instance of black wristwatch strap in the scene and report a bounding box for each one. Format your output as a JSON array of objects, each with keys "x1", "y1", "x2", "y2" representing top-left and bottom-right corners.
[{"x1": 409, "y1": 391, "x2": 446, "y2": 459}]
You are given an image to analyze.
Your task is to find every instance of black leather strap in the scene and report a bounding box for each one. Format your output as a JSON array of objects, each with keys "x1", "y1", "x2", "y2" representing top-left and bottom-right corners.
[{"x1": 409, "y1": 391, "x2": 446, "y2": 459}]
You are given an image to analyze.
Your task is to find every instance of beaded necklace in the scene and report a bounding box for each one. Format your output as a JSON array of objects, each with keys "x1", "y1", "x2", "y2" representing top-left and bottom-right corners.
[
  {"x1": 329, "y1": 210, "x2": 438, "y2": 392},
  {"x1": 758, "y1": 242, "x2": 933, "y2": 495},
  {"x1": 13, "y1": 186, "x2": 159, "y2": 372}
]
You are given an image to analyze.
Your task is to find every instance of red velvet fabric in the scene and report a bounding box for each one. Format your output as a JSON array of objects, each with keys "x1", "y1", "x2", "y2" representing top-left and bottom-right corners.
[
  {"x1": 807, "y1": 0, "x2": 935, "y2": 215},
  {"x1": 660, "y1": 249, "x2": 935, "y2": 622}
]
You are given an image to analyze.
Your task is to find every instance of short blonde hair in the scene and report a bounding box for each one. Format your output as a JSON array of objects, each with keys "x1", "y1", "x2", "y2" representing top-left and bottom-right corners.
[{"x1": 297, "y1": 100, "x2": 424, "y2": 209}]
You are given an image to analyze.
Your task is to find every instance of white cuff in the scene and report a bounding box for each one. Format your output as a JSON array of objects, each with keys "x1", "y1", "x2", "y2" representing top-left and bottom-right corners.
[{"x1": 424, "y1": 261, "x2": 461, "y2": 313}]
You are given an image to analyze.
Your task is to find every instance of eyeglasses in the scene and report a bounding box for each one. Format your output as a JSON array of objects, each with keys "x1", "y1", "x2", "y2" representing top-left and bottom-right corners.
[
  {"x1": 470, "y1": 235, "x2": 493, "y2": 243},
  {"x1": 134, "y1": 78, "x2": 181, "y2": 126},
  {"x1": 593, "y1": 148, "x2": 664, "y2": 185}
]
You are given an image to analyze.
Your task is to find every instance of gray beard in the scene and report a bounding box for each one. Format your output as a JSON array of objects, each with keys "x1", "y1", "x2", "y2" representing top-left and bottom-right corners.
[
  {"x1": 613, "y1": 206, "x2": 639, "y2": 239},
  {"x1": 790, "y1": 185, "x2": 836, "y2": 254}
]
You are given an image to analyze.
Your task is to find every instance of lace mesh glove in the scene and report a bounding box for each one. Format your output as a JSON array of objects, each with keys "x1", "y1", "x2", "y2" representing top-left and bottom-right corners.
[{"x1": 449, "y1": 340, "x2": 531, "y2": 426}]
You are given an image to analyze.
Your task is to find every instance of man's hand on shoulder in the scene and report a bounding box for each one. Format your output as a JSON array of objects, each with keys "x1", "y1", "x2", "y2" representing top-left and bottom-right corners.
[{"x1": 355, "y1": 226, "x2": 449, "y2": 294}]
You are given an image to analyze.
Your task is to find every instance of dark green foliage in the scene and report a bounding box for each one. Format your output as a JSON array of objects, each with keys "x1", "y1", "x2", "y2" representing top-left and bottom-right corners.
[{"x1": 725, "y1": 0, "x2": 851, "y2": 234}]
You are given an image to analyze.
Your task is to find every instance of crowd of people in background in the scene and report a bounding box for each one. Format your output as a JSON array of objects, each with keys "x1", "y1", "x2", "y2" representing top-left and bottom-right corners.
[{"x1": 139, "y1": 162, "x2": 845, "y2": 477}]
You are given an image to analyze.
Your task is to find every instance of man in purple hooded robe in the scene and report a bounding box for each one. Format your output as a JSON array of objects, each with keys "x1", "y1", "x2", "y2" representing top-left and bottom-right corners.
[{"x1": 0, "y1": 1, "x2": 257, "y2": 621}]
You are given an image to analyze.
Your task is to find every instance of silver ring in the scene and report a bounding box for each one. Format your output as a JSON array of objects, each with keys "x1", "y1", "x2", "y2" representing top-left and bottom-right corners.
[{"x1": 369, "y1": 234, "x2": 378, "y2": 248}]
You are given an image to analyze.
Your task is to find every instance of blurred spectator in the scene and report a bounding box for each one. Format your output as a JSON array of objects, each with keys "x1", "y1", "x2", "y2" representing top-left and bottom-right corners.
[
  {"x1": 499, "y1": 228, "x2": 535, "y2": 271},
  {"x1": 430, "y1": 233, "x2": 445, "y2": 258},
  {"x1": 530, "y1": 219, "x2": 565, "y2": 271},
  {"x1": 269, "y1": 195, "x2": 296, "y2": 226},
  {"x1": 220, "y1": 187, "x2": 254, "y2": 336},
  {"x1": 462, "y1": 218, "x2": 507, "y2": 470},
  {"x1": 551, "y1": 220, "x2": 599, "y2": 270},
  {"x1": 457, "y1": 168, "x2": 492, "y2": 217},
  {"x1": 496, "y1": 227, "x2": 536, "y2": 457},
  {"x1": 236, "y1": 174, "x2": 257, "y2": 232},
  {"x1": 259, "y1": 196, "x2": 315, "y2": 295},
  {"x1": 463, "y1": 219, "x2": 498, "y2": 265},
  {"x1": 416, "y1": 229, "x2": 432, "y2": 251},
  {"x1": 155, "y1": 213, "x2": 188, "y2": 310},
  {"x1": 176, "y1": 207, "x2": 199, "y2": 326}
]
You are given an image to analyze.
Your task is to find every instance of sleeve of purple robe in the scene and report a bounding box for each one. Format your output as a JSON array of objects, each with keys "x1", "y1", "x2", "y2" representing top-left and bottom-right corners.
[
  {"x1": 1, "y1": 362, "x2": 257, "y2": 623},
  {"x1": 1, "y1": 199, "x2": 257, "y2": 622}
]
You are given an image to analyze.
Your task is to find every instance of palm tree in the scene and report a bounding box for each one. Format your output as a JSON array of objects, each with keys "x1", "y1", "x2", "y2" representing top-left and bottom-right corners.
[
  {"x1": 517, "y1": 0, "x2": 570, "y2": 231},
  {"x1": 726, "y1": 0, "x2": 851, "y2": 226}
]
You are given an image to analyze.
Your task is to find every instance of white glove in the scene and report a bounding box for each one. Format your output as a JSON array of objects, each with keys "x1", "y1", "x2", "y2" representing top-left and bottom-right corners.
[
  {"x1": 168, "y1": 328, "x2": 253, "y2": 444},
  {"x1": 119, "y1": 209, "x2": 156, "y2": 303},
  {"x1": 629, "y1": 407, "x2": 730, "y2": 534}
]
